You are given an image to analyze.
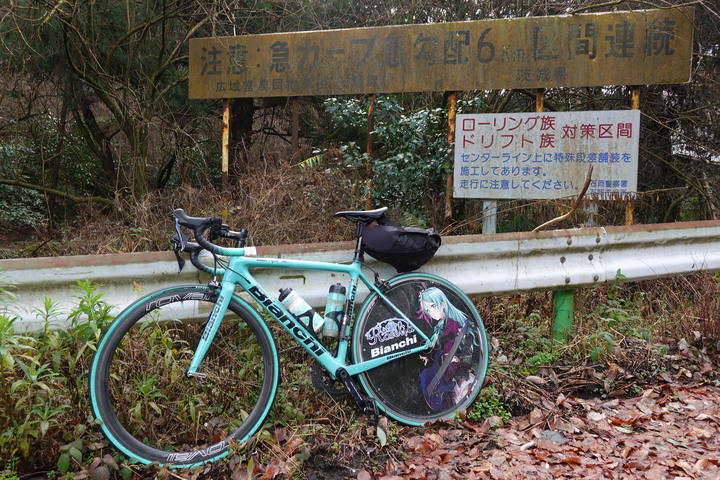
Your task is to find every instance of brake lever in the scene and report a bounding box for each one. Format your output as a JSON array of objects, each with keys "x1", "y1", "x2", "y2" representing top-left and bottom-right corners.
[
  {"x1": 170, "y1": 234, "x2": 188, "y2": 273},
  {"x1": 173, "y1": 216, "x2": 186, "y2": 251},
  {"x1": 173, "y1": 247, "x2": 186, "y2": 273}
]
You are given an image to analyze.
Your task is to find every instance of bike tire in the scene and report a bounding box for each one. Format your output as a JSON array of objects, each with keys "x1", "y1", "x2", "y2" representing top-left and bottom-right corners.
[
  {"x1": 352, "y1": 273, "x2": 488, "y2": 425},
  {"x1": 89, "y1": 285, "x2": 279, "y2": 467}
]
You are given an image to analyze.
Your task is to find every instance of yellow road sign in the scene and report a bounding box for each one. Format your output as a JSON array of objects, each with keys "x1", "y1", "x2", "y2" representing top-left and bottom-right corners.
[{"x1": 189, "y1": 7, "x2": 693, "y2": 99}]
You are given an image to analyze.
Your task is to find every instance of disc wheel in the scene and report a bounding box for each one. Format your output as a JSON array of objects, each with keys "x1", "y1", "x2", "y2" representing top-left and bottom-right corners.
[{"x1": 352, "y1": 273, "x2": 488, "y2": 425}]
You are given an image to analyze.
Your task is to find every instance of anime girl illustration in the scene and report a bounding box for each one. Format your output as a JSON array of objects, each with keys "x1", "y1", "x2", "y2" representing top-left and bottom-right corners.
[{"x1": 419, "y1": 287, "x2": 477, "y2": 411}]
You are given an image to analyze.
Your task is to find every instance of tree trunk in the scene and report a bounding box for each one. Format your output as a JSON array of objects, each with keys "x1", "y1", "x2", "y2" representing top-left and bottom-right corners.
[
  {"x1": 129, "y1": 122, "x2": 149, "y2": 199},
  {"x1": 75, "y1": 96, "x2": 118, "y2": 194},
  {"x1": 46, "y1": 95, "x2": 70, "y2": 230}
]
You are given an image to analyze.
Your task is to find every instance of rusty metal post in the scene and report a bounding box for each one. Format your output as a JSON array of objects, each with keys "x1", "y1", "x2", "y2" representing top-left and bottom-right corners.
[
  {"x1": 626, "y1": 86, "x2": 641, "y2": 226},
  {"x1": 446, "y1": 92, "x2": 456, "y2": 228},
  {"x1": 366, "y1": 95, "x2": 375, "y2": 210},
  {"x1": 536, "y1": 88, "x2": 545, "y2": 112},
  {"x1": 291, "y1": 97, "x2": 299, "y2": 157},
  {"x1": 222, "y1": 99, "x2": 230, "y2": 209},
  {"x1": 631, "y1": 85, "x2": 641, "y2": 110}
]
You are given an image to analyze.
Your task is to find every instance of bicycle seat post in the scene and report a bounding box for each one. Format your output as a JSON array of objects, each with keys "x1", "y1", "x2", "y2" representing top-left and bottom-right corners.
[{"x1": 352, "y1": 222, "x2": 365, "y2": 264}]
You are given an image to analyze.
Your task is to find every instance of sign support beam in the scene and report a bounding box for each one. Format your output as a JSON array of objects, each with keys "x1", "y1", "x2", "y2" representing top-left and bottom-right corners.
[
  {"x1": 291, "y1": 97, "x2": 299, "y2": 156},
  {"x1": 446, "y1": 92, "x2": 456, "y2": 229},
  {"x1": 366, "y1": 95, "x2": 375, "y2": 209},
  {"x1": 222, "y1": 98, "x2": 230, "y2": 209}
]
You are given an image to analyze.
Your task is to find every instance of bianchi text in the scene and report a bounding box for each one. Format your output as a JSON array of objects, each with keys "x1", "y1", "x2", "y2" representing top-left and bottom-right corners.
[{"x1": 370, "y1": 335, "x2": 418, "y2": 358}]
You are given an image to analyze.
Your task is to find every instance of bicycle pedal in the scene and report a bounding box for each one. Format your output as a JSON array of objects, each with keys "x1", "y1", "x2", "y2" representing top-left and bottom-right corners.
[{"x1": 363, "y1": 398, "x2": 379, "y2": 426}]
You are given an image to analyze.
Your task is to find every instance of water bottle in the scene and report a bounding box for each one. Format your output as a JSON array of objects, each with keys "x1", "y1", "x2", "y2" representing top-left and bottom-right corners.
[
  {"x1": 278, "y1": 288, "x2": 324, "y2": 335},
  {"x1": 322, "y1": 284, "x2": 346, "y2": 338}
]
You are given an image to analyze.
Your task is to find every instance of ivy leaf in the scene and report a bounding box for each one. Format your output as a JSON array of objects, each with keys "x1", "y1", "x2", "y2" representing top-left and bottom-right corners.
[
  {"x1": 58, "y1": 453, "x2": 70, "y2": 474},
  {"x1": 69, "y1": 446, "x2": 83, "y2": 463}
]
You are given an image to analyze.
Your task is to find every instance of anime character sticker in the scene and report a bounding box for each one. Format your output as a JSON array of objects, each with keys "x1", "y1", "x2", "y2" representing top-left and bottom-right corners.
[{"x1": 419, "y1": 287, "x2": 477, "y2": 411}]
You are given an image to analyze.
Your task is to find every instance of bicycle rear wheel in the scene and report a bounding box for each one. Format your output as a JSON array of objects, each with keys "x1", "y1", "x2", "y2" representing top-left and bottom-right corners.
[
  {"x1": 352, "y1": 273, "x2": 488, "y2": 425},
  {"x1": 89, "y1": 285, "x2": 279, "y2": 467}
]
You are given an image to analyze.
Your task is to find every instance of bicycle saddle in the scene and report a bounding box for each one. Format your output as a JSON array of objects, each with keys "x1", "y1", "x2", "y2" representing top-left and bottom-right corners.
[{"x1": 334, "y1": 207, "x2": 388, "y2": 224}]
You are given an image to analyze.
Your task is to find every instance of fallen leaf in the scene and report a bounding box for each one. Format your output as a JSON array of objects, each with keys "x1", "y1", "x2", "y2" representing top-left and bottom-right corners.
[
  {"x1": 406, "y1": 436, "x2": 434, "y2": 454},
  {"x1": 676, "y1": 460, "x2": 694, "y2": 475},
  {"x1": 645, "y1": 467, "x2": 668, "y2": 480},
  {"x1": 273, "y1": 427, "x2": 288, "y2": 444},
  {"x1": 529, "y1": 408, "x2": 544, "y2": 424},
  {"x1": 487, "y1": 453, "x2": 507, "y2": 467},
  {"x1": 665, "y1": 438, "x2": 687, "y2": 448},
  {"x1": 526, "y1": 375, "x2": 546, "y2": 385},
  {"x1": 693, "y1": 457, "x2": 714, "y2": 472},
  {"x1": 357, "y1": 469, "x2": 373, "y2": 480},
  {"x1": 587, "y1": 412, "x2": 606, "y2": 422}
]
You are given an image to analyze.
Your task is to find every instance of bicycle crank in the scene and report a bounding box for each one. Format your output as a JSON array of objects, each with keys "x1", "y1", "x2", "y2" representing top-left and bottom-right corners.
[{"x1": 335, "y1": 367, "x2": 379, "y2": 426}]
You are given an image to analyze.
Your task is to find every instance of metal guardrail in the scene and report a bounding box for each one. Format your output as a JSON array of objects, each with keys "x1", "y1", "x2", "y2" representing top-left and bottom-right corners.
[{"x1": 2, "y1": 220, "x2": 719, "y2": 331}]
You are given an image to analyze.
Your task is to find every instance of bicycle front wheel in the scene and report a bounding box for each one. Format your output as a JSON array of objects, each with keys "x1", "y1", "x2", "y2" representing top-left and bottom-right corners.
[
  {"x1": 89, "y1": 285, "x2": 279, "y2": 467},
  {"x1": 353, "y1": 273, "x2": 488, "y2": 425}
]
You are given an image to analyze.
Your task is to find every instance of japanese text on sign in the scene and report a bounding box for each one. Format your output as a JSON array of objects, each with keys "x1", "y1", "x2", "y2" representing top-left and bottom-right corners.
[
  {"x1": 454, "y1": 110, "x2": 640, "y2": 200},
  {"x1": 189, "y1": 7, "x2": 692, "y2": 99}
]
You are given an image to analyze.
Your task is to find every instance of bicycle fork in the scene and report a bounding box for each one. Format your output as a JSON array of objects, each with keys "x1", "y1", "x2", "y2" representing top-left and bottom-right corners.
[{"x1": 186, "y1": 281, "x2": 236, "y2": 378}]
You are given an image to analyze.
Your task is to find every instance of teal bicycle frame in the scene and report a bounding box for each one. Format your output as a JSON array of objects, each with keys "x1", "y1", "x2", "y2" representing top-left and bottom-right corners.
[{"x1": 186, "y1": 246, "x2": 435, "y2": 381}]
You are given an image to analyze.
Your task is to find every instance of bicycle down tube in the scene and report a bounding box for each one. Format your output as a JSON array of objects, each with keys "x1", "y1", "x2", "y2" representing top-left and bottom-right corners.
[{"x1": 186, "y1": 252, "x2": 435, "y2": 380}]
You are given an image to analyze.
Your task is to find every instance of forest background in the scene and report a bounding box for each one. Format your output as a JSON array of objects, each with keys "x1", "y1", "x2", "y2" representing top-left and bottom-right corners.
[{"x1": 0, "y1": 0, "x2": 718, "y2": 256}]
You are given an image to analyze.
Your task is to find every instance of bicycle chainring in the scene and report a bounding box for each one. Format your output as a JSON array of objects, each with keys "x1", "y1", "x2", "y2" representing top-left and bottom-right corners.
[{"x1": 311, "y1": 358, "x2": 348, "y2": 399}]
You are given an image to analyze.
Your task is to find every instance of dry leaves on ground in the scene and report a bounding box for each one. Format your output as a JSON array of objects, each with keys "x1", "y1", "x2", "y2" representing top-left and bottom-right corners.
[{"x1": 365, "y1": 383, "x2": 720, "y2": 480}]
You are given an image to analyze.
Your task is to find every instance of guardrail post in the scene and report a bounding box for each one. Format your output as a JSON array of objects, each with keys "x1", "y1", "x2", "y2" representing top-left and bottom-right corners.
[
  {"x1": 552, "y1": 289, "x2": 574, "y2": 342},
  {"x1": 536, "y1": 85, "x2": 576, "y2": 343}
]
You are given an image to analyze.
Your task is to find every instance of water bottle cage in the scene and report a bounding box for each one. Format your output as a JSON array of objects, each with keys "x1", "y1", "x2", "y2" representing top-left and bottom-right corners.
[{"x1": 294, "y1": 310, "x2": 321, "y2": 339}]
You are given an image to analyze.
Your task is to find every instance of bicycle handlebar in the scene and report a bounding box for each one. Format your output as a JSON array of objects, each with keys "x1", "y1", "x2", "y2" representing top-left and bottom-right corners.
[
  {"x1": 171, "y1": 208, "x2": 249, "y2": 273},
  {"x1": 172, "y1": 208, "x2": 224, "y2": 254}
]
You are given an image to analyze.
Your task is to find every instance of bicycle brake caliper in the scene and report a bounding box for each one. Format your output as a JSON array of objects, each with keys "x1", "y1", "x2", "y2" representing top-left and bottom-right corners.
[
  {"x1": 373, "y1": 272, "x2": 389, "y2": 292},
  {"x1": 336, "y1": 367, "x2": 380, "y2": 426}
]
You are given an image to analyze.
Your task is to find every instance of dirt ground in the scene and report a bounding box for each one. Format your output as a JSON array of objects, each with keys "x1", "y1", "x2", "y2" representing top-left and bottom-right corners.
[{"x1": 297, "y1": 382, "x2": 720, "y2": 480}]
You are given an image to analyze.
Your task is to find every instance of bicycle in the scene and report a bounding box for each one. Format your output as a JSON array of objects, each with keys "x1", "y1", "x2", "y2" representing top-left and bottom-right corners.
[{"x1": 88, "y1": 207, "x2": 489, "y2": 467}]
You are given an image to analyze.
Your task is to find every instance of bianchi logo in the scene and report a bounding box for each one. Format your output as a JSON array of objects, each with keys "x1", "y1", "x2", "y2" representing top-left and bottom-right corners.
[
  {"x1": 365, "y1": 318, "x2": 418, "y2": 359},
  {"x1": 364, "y1": 318, "x2": 416, "y2": 346}
]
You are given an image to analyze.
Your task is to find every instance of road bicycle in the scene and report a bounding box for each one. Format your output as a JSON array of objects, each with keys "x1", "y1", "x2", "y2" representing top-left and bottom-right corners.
[{"x1": 88, "y1": 207, "x2": 489, "y2": 467}]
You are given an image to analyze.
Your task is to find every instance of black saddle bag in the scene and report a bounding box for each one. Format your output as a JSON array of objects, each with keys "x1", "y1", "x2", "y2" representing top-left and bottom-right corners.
[{"x1": 361, "y1": 218, "x2": 441, "y2": 273}]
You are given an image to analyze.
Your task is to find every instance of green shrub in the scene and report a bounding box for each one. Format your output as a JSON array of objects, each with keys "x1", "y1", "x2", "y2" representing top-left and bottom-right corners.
[
  {"x1": 0, "y1": 278, "x2": 112, "y2": 476},
  {"x1": 324, "y1": 95, "x2": 451, "y2": 219}
]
